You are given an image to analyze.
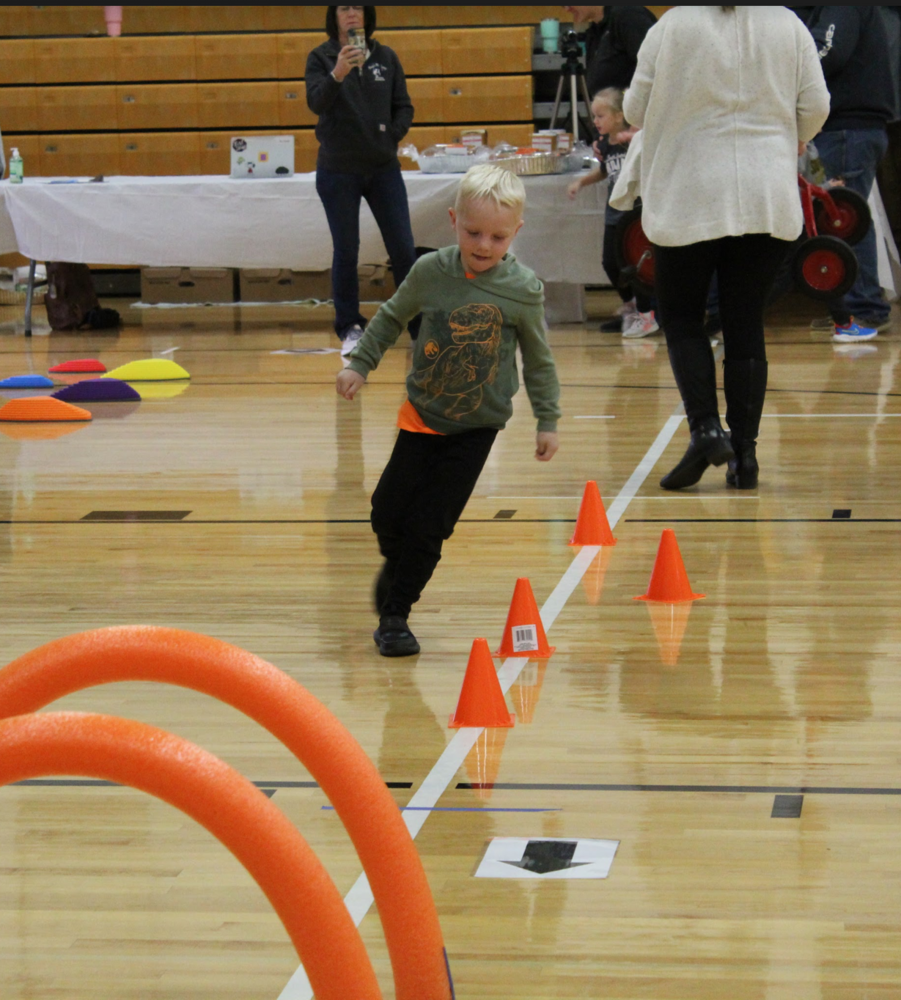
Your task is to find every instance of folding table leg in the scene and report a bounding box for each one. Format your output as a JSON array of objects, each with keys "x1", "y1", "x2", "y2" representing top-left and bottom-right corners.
[{"x1": 23, "y1": 258, "x2": 36, "y2": 337}]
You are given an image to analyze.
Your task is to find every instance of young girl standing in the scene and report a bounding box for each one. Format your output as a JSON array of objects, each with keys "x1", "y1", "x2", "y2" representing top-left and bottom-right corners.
[{"x1": 568, "y1": 87, "x2": 658, "y2": 339}]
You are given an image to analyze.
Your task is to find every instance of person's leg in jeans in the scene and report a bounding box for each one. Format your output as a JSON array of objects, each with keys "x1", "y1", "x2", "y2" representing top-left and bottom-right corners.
[
  {"x1": 654, "y1": 239, "x2": 733, "y2": 489},
  {"x1": 815, "y1": 128, "x2": 891, "y2": 327},
  {"x1": 315, "y1": 166, "x2": 367, "y2": 339},
  {"x1": 717, "y1": 234, "x2": 791, "y2": 488},
  {"x1": 363, "y1": 164, "x2": 422, "y2": 339},
  {"x1": 370, "y1": 428, "x2": 497, "y2": 652}
]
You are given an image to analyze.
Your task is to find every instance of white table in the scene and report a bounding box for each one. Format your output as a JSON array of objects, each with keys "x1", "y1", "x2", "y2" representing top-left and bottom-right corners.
[{"x1": 0, "y1": 172, "x2": 609, "y2": 333}]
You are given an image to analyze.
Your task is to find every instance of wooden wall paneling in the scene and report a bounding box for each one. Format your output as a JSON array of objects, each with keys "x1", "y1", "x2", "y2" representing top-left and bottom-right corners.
[
  {"x1": 119, "y1": 132, "x2": 201, "y2": 176},
  {"x1": 378, "y1": 6, "x2": 561, "y2": 28},
  {"x1": 278, "y1": 83, "x2": 317, "y2": 129},
  {"x1": 442, "y1": 27, "x2": 533, "y2": 76},
  {"x1": 264, "y1": 7, "x2": 324, "y2": 32},
  {"x1": 197, "y1": 128, "x2": 318, "y2": 174},
  {"x1": 115, "y1": 36, "x2": 197, "y2": 83},
  {"x1": 376, "y1": 30, "x2": 443, "y2": 77},
  {"x1": 38, "y1": 85, "x2": 119, "y2": 133},
  {"x1": 442, "y1": 75, "x2": 533, "y2": 123},
  {"x1": 40, "y1": 133, "x2": 121, "y2": 178},
  {"x1": 277, "y1": 33, "x2": 328, "y2": 80},
  {"x1": 187, "y1": 6, "x2": 322, "y2": 34},
  {"x1": 195, "y1": 34, "x2": 280, "y2": 82},
  {"x1": 0, "y1": 7, "x2": 35, "y2": 37},
  {"x1": 197, "y1": 82, "x2": 281, "y2": 130},
  {"x1": 34, "y1": 38, "x2": 117, "y2": 85},
  {"x1": 0, "y1": 39, "x2": 35, "y2": 85},
  {"x1": 117, "y1": 84, "x2": 199, "y2": 131},
  {"x1": 406, "y1": 78, "x2": 446, "y2": 126},
  {"x1": 30, "y1": 5, "x2": 105, "y2": 36},
  {"x1": 445, "y1": 123, "x2": 533, "y2": 148},
  {"x1": 0, "y1": 87, "x2": 38, "y2": 134},
  {"x1": 118, "y1": 6, "x2": 192, "y2": 35},
  {"x1": 1, "y1": 135, "x2": 42, "y2": 177}
]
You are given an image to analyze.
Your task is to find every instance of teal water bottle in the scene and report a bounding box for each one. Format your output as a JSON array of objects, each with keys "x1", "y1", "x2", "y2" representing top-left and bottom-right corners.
[{"x1": 9, "y1": 147, "x2": 23, "y2": 184}]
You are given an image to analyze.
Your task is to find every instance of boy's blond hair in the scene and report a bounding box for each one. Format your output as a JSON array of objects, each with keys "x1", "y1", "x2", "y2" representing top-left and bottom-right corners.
[{"x1": 455, "y1": 164, "x2": 526, "y2": 215}]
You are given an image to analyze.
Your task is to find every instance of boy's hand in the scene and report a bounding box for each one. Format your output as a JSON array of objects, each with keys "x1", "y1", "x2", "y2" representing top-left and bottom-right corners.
[
  {"x1": 535, "y1": 431, "x2": 559, "y2": 462},
  {"x1": 567, "y1": 178, "x2": 582, "y2": 200},
  {"x1": 336, "y1": 369, "x2": 366, "y2": 400}
]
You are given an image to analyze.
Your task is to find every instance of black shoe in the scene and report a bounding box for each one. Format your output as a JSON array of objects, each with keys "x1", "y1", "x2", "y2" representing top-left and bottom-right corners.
[
  {"x1": 726, "y1": 441, "x2": 759, "y2": 489},
  {"x1": 660, "y1": 419, "x2": 734, "y2": 490},
  {"x1": 599, "y1": 316, "x2": 623, "y2": 333},
  {"x1": 372, "y1": 561, "x2": 392, "y2": 615},
  {"x1": 373, "y1": 615, "x2": 421, "y2": 657}
]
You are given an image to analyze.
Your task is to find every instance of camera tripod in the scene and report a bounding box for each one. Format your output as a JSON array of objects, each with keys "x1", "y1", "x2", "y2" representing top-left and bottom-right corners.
[{"x1": 549, "y1": 35, "x2": 594, "y2": 142}]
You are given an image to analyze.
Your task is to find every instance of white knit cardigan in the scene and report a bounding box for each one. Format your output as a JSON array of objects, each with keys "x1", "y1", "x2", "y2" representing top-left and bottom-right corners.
[{"x1": 616, "y1": 6, "x2": 831, "y2": 247}]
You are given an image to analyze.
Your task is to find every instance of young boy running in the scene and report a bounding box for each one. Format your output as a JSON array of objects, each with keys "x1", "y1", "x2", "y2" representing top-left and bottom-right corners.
[{"x1": 336, "y1": 164, "x2": 561, "y2": 657}]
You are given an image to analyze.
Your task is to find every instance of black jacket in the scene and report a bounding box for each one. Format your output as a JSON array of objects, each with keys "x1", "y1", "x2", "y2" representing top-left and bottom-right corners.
[
  {"x1": 305, "y1": 38, "x2": 414, "y2": 173},
  {"x1": 583, "y1": 5, "x2": 657, "y2": 97},
  {"x1": 790, "y1": 6, "x2": 894, "y2": 130}
]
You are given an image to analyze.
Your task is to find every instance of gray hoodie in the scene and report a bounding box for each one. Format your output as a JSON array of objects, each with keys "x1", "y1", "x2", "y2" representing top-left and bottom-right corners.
[{"x1": 347, "y1": 246, "x2": 561, "y2": 435}]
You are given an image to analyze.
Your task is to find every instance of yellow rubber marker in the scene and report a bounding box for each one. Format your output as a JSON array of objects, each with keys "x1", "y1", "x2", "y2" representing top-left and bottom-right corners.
[
  {"x1": 103, "y1": 359, "x2": 190, "y2": 382},
  {"x1": 0, "y1": 397, "x2": 92, "y2": 422}
]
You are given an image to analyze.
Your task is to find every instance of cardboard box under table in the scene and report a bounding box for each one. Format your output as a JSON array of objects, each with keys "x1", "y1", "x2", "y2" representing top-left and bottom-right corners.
[{"x1": 141, "y1": 267, "x2": 235, "y2": 304}]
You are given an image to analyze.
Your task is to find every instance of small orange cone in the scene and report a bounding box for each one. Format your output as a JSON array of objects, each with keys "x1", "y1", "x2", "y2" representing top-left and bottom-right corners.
[
  {"x1": 634, "y1": 529, "x2": 705, "y2": 603},
  {"x1": 495, "y1": 578, "x2": 555, "y2": 658},
  {"x1": 449, "y1": 639, "x2": 515, "y2": 729},
  {"x1": 646, "y1": 601, "x2": 693, "y2": 666},
  {"x1": 581, "y1": 547, "x2": 614, "y2": 605},
  {"x1": 569, "y1": 481, "x2": 617, "y2": 546}
]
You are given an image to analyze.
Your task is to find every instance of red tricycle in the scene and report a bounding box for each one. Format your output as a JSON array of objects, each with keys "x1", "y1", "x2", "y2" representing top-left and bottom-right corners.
[{"x1": 615, "y1": 176, "x2": 871, "y2": 302}]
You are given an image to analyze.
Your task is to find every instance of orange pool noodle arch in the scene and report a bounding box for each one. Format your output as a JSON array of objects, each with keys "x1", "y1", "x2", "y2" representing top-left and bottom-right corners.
[
  {"x1": 0, "y1": 712, "x2": 382, "y2": 1000},
  {"x1": 0, "y1": 626, "x2": 452, "y2": 1000}
]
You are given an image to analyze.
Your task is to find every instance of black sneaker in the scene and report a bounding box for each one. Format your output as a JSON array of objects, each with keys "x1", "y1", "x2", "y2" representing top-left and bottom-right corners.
[{"x1": 373, "y1": 615, "x2": 421, "y2": 657}]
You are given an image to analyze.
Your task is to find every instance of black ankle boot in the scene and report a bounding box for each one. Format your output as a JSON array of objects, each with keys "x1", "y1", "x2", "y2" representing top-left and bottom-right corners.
[
  {"x1": 724, "y1": 358, "x2": 768, "y2": 492},
  {"x1": 726, "y1": 441, "x2": 759, "y2": 489},
  {"x1": 660, "y1": 418, "x2": 734, "y2": 490}
]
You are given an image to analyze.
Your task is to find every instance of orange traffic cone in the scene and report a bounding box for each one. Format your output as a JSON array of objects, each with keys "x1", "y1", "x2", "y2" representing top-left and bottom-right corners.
[
  {"x1": 569, "y1": 480, "x2": 617, "y2": 547},
  {"x1": 634, "y1": 529, "x2": 705, "y2": 603},
  {"x1": 495, "y1": 578, "x2": 555, "y2": 658},
  {"x1": 449, "y1": 639, "x2": 516, "y2": 729},
  {"x1": 581, "y1": 546, "x2": 614, "y2": 606},
  {"x1": 646, "y1": 601, "x2": 693, "y2": 666}
]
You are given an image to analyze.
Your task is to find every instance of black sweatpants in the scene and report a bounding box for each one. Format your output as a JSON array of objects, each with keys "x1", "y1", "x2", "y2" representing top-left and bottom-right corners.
[
  {"x1": 371, "y1": 427, "x2": 498, "y2": 619},
  {"x1": 653, "y1": 234, "x2": 791, "y2": 360}
]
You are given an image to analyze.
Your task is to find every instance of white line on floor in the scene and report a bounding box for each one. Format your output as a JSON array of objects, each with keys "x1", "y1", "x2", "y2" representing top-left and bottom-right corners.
[
  {"x1": 573, "y1": 415, "x2": 616, "y2": 419},
  {"x1": 277, "y1": 412, "x2": 687, "y2": 1000},
  {"x1": 762, "y1": 414, "x2": 901, "y2": 418}
]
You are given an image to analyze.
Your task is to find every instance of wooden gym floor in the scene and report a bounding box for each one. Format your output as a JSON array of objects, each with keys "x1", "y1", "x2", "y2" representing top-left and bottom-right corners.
[{"x1": 0, "y1": 289, "x2": 899, "y2": 999}]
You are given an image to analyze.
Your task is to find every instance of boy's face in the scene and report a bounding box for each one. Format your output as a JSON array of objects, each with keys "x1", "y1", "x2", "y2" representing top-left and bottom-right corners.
[{"x1": 449, "y1": 199, "x2": 524, "y2": 275}]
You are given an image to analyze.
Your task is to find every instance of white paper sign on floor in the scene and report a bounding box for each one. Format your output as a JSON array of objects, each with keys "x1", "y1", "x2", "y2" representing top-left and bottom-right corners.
[{"x1": 475, "y1": 838, "x2": 619, "y2": 880}]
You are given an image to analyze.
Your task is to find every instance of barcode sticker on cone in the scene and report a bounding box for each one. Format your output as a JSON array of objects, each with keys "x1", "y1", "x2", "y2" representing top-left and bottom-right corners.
[{"x1": 513, "y1": 625, "x2": 539, "y2": 653}]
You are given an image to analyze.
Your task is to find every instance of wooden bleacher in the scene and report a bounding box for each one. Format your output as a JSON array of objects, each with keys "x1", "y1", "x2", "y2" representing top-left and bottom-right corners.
[{"x1": 0, "y1": 5, "x2": 585, "y2": 178}]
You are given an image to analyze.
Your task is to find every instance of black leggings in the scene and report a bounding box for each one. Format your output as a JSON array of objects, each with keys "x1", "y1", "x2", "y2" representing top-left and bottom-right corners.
[
  {"x1": 654, "y1": 235, "x2": 791, "y2": 360},
  {"x1": 371, "y1": 427, "x2": 498, "y2": 619},
  {"x1": 603, "y1": 219, "x2": 652, "y2": 312}
]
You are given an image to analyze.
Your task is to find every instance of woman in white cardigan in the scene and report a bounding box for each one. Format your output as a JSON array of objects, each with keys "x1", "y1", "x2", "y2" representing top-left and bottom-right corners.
[{"x1": 623, "y1": 5, "x2": 830, "y2": 490}]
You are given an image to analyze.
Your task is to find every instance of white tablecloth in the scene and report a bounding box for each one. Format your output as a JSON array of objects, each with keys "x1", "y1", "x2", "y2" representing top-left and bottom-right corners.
[{"x1": 0, "y1": 172, "x2": 609, "y2": 285}]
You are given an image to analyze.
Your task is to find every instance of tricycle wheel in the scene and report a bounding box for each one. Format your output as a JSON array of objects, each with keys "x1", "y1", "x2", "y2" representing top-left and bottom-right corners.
[{"x1": 792, "y1": 235, "x2": 858, "y2": 301}]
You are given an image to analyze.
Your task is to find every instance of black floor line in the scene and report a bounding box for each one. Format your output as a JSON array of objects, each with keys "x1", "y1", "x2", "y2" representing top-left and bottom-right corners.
[
  {"x1": 627, "y1": 519, "x2": 901, "y2": 524},
  {"x1": 456, "y1": 782, "x2": 901, "y2": 795},
  {"x1": 0, "y1": 518, "x2": 579, "y2": 526}
]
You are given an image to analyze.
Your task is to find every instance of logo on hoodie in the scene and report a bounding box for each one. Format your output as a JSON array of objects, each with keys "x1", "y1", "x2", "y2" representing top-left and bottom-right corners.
[{"x1": 369, "y1": 62, "x2": 387, "y2": 83}]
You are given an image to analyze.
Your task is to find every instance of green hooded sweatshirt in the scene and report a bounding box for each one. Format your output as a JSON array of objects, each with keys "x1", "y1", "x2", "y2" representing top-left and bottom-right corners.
[{"x1": 346, "y1": 246, "x2": 561, "y2": 436}]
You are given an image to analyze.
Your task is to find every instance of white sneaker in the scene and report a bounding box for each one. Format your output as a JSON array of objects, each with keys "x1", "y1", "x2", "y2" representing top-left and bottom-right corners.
[
  {"x1": 340, "y1": 325, "x2": 364, "y2": 358},
  {"x1": 622, "y1": 310, "x2": 659, "y2": 339},
  {"x1": 617, "y1": 298, "x2": 639, "y2": 319}
]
